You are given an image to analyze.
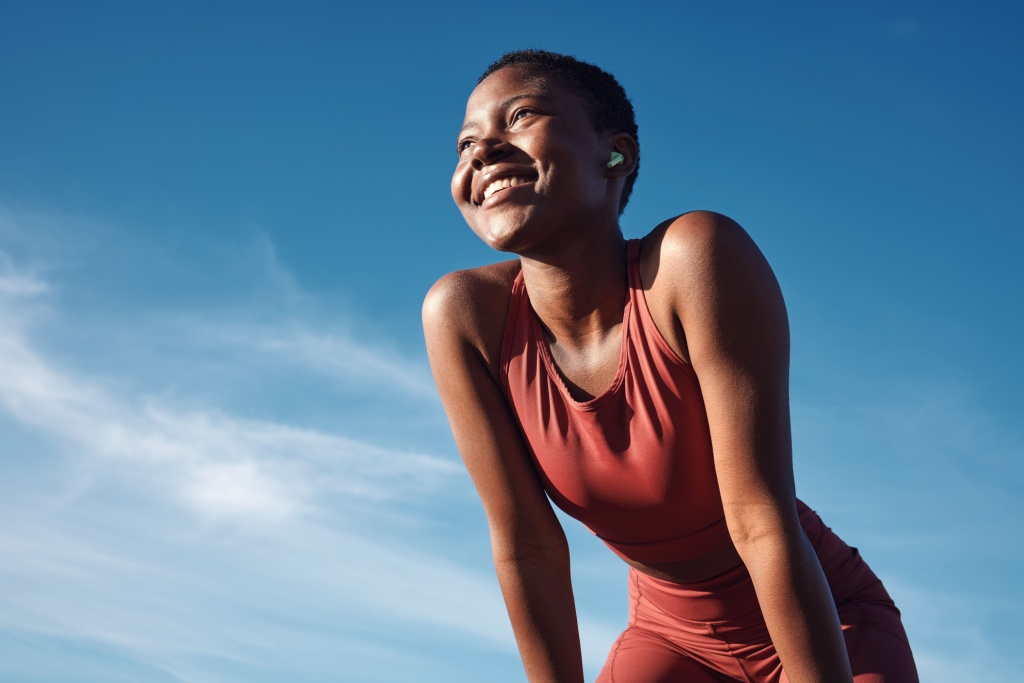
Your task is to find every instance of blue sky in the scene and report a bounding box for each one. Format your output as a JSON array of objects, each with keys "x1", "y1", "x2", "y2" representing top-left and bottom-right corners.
[{"x1": 0, "y1": 2, "x2": 1021, "y2": 681}]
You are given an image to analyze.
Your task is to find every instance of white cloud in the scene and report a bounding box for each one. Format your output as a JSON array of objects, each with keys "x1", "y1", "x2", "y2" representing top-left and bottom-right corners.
[
  {"x1": 0, "y1": 511, "x2": 518, "y2": 682},
  {"x1": 0, "y1": 264, "x2": 49, "y2": 298},
  {"x1": 252, "y1": 324, "x2": 438, "y2": 399},
  {"x1": 0, "y1": 244, "x2": 456, "y2": 523},
  {"x1": 0, "y1": 229, "x2": 520, "y2": 680}
]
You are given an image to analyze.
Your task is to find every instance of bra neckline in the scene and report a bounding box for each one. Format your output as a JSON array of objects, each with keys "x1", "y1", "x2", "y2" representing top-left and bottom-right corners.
[{"x1": 528, "y1": 292, "x2": 633, "y2": 411}]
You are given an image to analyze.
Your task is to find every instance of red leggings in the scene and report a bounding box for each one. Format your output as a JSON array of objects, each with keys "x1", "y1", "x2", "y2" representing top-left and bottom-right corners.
[{"x1": 597, "y1": 507, "x2": 919, "y2": 682}]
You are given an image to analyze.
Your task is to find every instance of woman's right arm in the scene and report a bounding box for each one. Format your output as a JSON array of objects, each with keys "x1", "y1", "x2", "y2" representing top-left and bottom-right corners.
[{"x1": 422, "y1": 268, "x2": 585, "y2": 683}]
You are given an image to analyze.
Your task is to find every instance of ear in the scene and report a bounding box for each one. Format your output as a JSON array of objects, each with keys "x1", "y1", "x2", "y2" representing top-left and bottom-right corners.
[{"x1": 604, "y1": 132, "x2": 639, "y2": 179}]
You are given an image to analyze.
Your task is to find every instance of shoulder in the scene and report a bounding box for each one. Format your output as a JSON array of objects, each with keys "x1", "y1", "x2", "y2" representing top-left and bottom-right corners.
[
  {"x1": 644, "y1": 211, "x2": 762, "y2": 270},
  {"x1": 641, "y1": 210, "x2": 780, "y2": 305},
  {"x1": 422, "y1": 259, "x2": 521, "y2": 333},
  {"x1": 638, "y1": 211, "x2": 787, "y2": 368},
  {"x1": 422, "y1": 259, "x2": 521, "y2": 376}
]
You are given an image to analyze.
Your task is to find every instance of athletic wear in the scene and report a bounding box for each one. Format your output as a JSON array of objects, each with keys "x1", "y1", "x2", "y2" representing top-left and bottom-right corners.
[
  {"x1": 598, "y1": 506, "x2": 918, "y2": 682},
  {"x1": 500, "y1": 239, "x2": 730, "y2": 563},
  {"x1": 497, "y1": 238, "x2": 918, "y2": 681}
]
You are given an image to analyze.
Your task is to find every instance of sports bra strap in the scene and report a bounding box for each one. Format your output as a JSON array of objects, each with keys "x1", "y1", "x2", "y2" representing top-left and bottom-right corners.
[
  {"x1": 626, "y1": 237, "x2": 642, "y2": 262},
  {"x1": 626, "y1": 238, "x2": 644, "y2": 292}
]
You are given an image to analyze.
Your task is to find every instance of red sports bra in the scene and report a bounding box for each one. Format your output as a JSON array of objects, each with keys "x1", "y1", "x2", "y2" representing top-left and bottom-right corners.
[{"x1": 499, "y1": 239, "x2": 733, "y2": 564}]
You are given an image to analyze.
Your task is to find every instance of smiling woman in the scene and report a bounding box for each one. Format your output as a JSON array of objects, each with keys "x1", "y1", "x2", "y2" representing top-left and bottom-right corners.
[{"x1": 423, "y1": 50, "x2": 919, "y2": 683}]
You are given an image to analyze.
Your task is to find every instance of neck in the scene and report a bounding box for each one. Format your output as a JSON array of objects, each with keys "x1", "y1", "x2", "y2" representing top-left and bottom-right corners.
[{"x1": 519, "y1": 230, "x2": 629, "y2": 348}]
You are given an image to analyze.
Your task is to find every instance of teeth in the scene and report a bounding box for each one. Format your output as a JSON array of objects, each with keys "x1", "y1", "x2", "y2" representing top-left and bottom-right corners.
[{"x1": 483, "y1": 176, "x2": 531, "y2": 200}]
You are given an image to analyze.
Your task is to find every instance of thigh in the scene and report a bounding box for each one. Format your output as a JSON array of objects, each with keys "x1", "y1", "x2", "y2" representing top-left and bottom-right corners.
[
  {"x1": 805, "y1": 507, "x2": 919, "y2": 682},
  {"x1": 597, "y1": 626, "x2": 731, "y2": 683},
  {"x1": 842, "y1": 601, "x2": 920, "y2": 683}
]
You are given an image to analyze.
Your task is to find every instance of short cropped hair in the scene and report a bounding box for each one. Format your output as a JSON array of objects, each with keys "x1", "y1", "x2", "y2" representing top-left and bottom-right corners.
[{"x1": 479, "y1": 50, "x2": 640, "y2": 215}]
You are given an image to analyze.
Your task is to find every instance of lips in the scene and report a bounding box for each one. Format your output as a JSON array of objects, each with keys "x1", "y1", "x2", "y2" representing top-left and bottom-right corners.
[
  {"x1": 483, "y1": 175, "x2": 533, "y2": 200},
  {"x1": 472, "y1": 167, "x2": 538, "y2": 206}
]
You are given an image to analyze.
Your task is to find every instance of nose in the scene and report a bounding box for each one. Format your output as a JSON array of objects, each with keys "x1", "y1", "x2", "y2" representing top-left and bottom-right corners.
[{"x1": 470, "y1": 136, "x2": 511, "y2": 171}]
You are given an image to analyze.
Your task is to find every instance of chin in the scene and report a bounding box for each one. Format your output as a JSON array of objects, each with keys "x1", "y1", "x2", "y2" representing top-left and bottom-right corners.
[
  {"x1": 476, "y1": 227, "x2": 522, "y2": 254},
  {"x1": 469, "y1": 211, "x2": 538, "y2": 254}
]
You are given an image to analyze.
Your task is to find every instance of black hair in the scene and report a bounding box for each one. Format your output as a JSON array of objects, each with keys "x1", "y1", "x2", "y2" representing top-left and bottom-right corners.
[{"x1": 478, "y1": 49, "x2": 640, "y2": 215}]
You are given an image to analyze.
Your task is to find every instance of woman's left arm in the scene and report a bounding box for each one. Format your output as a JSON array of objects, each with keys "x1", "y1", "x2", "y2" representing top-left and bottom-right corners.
[{"x1": 660, "y1": 211, "x2": 853, "y2": 683}]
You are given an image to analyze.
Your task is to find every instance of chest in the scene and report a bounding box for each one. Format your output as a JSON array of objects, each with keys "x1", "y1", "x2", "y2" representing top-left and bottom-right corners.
[
  {"x1": 543, "y1": 321, "x2": 625, "y2": 402},
  {"x1": 510, "y1": 336, "x2": 725, "y2": 545}
]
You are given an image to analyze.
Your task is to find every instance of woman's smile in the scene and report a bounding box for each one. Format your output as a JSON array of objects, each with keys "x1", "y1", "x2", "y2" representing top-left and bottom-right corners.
[
  {"x1": 482, "y1": 175, "x2": 534, "y2": 202},
  {"x1": 473, "y1": 165, "x2": 540, "y2": 208}
]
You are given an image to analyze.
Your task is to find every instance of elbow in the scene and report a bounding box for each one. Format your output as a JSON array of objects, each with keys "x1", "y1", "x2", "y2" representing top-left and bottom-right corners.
[{"x1": 723, "y1": 503, "x2": 802, "y2": 559}]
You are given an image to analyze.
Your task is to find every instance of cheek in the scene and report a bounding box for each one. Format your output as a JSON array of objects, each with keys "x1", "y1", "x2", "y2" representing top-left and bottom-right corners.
[
  {"x1": 451, "y1": 163, "x2": 470, "y2": 205},
  {"x1": 449, "y1": 173, "x2": 460, "y2": 203},
  {"x1": 451, "y1": 167, "x2": 480, "y2": 233}
]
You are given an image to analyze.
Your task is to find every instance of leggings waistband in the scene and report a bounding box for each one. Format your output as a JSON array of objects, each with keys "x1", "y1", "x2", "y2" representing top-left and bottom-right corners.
[{"x1": 629, "y1": 505, "x2": 889, "y2": 624}]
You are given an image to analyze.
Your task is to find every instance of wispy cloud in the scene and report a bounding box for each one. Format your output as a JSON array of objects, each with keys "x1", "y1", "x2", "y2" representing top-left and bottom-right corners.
[
  {"x1": 0, "y1": 213, "x2": 534, "y2": 680},
  {"x1": 252, "y1": 324, "x2": 438, "y2": 399},
  {"x1": 0, "y1": 508, "x2": 518, "y2": 681},
  {"x1": 0, "y1": 257, "x2": 49, "y2": 298},
  {"x1": 0, "y1": 276, "x2": 454, "y2": 522}
]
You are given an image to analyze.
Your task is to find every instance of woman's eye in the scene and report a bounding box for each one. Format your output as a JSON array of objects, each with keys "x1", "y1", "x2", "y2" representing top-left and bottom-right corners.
[
  {"x1": 511, "y1": 109, "x2": 533, "y2": 124},
  {"x1": 457, "y1": 139, "x2": 474, "y2": 155}
]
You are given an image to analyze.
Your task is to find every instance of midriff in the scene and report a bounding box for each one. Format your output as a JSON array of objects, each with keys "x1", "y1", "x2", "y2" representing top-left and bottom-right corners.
[{"x1": 626, "y1": 541, "x2": 743, "y2": 584}]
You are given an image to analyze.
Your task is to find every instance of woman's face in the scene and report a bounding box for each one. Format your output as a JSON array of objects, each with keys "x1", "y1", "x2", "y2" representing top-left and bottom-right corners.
[{"x1": 452, "y1": 65, "x2": 613, "y2": 253}]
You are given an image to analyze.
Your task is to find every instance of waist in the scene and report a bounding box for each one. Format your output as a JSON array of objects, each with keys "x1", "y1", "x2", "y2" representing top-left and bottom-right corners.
[
  {"x1": 618, "y1": 501, "x2": 861, "y2": 585},
  {"x1": 626, "y1": 541, "x2": 743, "y2": 584},
  {"x1": 593, "y1": 512, "x2": 733, "y2": 564},
  {"x1": 628, "y1": 557, "x2": 761, "y2": 623}
]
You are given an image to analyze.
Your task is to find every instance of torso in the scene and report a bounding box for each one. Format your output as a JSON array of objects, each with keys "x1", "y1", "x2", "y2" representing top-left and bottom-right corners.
[
  {"x1": 497, "y1": 237, "x2": 744, "y2": 583},
  {"x1": 626, "y1": 542, "x2": 741, "y2": 583}
]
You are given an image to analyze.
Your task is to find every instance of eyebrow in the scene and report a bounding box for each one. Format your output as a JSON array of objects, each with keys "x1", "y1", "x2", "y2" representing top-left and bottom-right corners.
[{"x1": 459, "y1": 93, "x2": 552, "y2": 134}]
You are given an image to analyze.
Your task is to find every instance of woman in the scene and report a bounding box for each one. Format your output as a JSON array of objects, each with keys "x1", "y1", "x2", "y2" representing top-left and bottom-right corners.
[{"x1": 423, "y1": 50, "x2": 918, "y2": 683}]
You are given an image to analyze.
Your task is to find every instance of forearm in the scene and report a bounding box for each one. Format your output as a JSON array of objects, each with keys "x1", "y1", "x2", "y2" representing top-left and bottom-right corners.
[
  {"x1": 738, "y1": 528, "x2": 853, "y2": 683},
  {"x1": 494, "y1": 548, "x2": 584, "y2": 683}
]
